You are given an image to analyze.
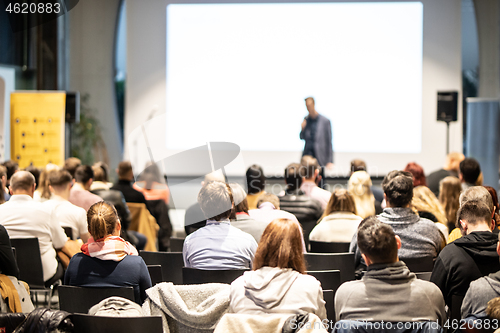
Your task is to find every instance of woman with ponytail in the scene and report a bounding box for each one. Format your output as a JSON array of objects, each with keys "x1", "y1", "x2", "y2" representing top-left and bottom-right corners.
[
  {"x1": 229, "y1": 218, "x2": 326, "y2": 320},
  {"x1": 64, "y1": 201, "x2": 151, "y2": 303}
]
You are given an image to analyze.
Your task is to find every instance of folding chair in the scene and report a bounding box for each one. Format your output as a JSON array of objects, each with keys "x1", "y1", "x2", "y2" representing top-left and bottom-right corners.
[
  {"x1": 147, "y1": 265, "x2": 163, "y2": 286},
  {"x1": 400, "y1": 255, "x2": 434, "y2": 272},
  {"x1": 140, "y1": 251, "x2": 183, "y2": 284},
  {"x1": 307, "y1": 270, "x2": 341, "y2": 291},
  {"x1": 310, "y1": 241, "x2": 350, "y2": 253},
  {"x1": 304, "y1": 252, "x2": 355, "y2": 283},
  {"x1": 59, "y1": 286, "x2": 135, "y2": 314}
]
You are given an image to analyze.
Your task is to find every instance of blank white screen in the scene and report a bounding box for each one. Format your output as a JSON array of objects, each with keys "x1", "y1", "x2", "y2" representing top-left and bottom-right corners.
[{"x1": 165, "y1": 2, "x2": 423, "y2": 153}]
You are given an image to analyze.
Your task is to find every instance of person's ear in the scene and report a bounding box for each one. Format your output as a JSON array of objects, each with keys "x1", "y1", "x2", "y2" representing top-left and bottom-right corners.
[
  {"x1": 395, "y1": 235, "x2": 402, "y2": 249},
  {"x1": 116, "y1": 219, "x2": 122, "y2": 232},
  {"x1": 460, "y1": 220, "x2": 468, "y2": 235},
  {"x1": 497, "y1": 241, "x2": 500, "y2": 257},
  {"x1": 314, "y1": 169, "x2": 319, "y2": 178},
  {"x1": 361, "y1": 253, "x2": 372, "y2": 267},
  {"x1": 49, "y1": 185, "x2": 54, "y2": 194}
]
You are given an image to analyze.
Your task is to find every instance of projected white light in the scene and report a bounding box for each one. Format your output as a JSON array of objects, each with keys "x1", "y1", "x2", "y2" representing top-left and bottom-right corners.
[{"x1": 166, "y1": 2, "x2": 423, "y2": 154}]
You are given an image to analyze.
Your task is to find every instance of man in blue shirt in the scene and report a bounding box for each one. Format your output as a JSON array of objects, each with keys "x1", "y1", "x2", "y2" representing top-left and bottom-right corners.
[{"x1": 183, "y1": 180, "x2": 258, "y2": 270}]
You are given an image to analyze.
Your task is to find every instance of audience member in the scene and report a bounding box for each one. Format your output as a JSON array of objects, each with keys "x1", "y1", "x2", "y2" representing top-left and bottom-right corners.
[
  {"x1": 0, "y1": 165, "x2": 8, "y2": 203},
  {"x1": 439, "y1": 176, "x2": 462, "y2": 233},
  {"x1": 111, "y1": 161, "x2": 149, "y2": 206},
  {"x1": 64, "y1": 201, "x2": 151, "y2": 304},
  {"x1": 33, "y1": 163, "x2": 60, "y2": 202},
  {"x1": 300, "y1": 155, "x2": 331, "y2": 209},
  {"x1": 69, "y1": 165, "x2": 103, "y2": 211},
  {"x1": 0, "y1": 171, "x2": 68, "y2": 285},
  {"x1": 430, "y1": 195, "x2": 500, "y2": 307},
  {"x1": 459, "y1": 158, "x2": 481, "y2": 191},
  {"x1": 350, "y1": 170, "x2": 444, "y2": 275},
  {"x1": 2, "y1": 160, "x2": 18, "y2": 189},
  {"x1": 183, "y1": 181, "x2": 258, "y2": 270},
  {"x1": 348, "y1": 170, "x2": 380, "y2": 218},
  {"x1": 89, "y1": 162, "x2": 113, "y2": 191},
  {"x1": 279, "y1": 163, "x2": 322, "y2": 246},
  {"x1": 462, "y1": 233, "x2": 500, "y2": 319},
  {"x1": 0, "y1": 224, "x2": 19, "y2": 278},
  {"x1": 24, "y1": 165, "x2": 40, "y2": 189},
  {"x1": 404, "y1": 162, "x2": 427, "y2": 187},
  {"x1": 486, "y1": 297, "x2": 500, "y2": 321},
  {"x1": 184, "y1": 170, "x2": 226, "y2": 235},
  {"x1": 411, "y1": 185, "x2": 449, "y2": 238},
  {"x1": 485, "y1": 185, "x2": 500, "y2": 228},
  {"x1": 230, "y1": 218, "x2": 326, "y2": 320},
  {"x1": 335, "y1": 217, "x2": 446, "y2": 324},
  {"x1": 229, "y1": 183, "x2": 269, "y2": 242},
  {"x1": 350, "y1": 159, "x2": 366, "y2": 174},
  {"x1": 309, "y1": 189, "x2": 362, "y2": 243},
  {"x1": 427, "y1": 152, "x2": 464, "y2": 197},
  {"x1": 350, "y1": 159, "x2": 384, "y2": 203},
  {"x1": 249, "y1": 193, "x2": 298, "y2": 224},
  {"x1": 44, "y1": 170, "x2": 90, "y2": 242},
  {"x1": 63, "y1": 157, "x2": 81, "y2": 179},
  {"x1": 246, "y1": 165, "x2": 266, "y2": 210},
  {"x1": 133, "y1": 162, "x2": 170, "y2": 205}
]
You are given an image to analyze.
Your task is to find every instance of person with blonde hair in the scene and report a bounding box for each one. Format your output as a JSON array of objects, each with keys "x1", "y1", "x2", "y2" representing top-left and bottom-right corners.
[
  {"x1": 309, "y1": 189, "x2": 362, "y2": 243},
  {"x1": 439, "y1": 176, "x2": 461, "y2": 233},
  {"x1": 411, "y1": 185, "x2": 449, "y2": 238},
  {"x1": 33, "y1": 163, "x2": 60, "y2": 202},
  {"x1": 230, "y1": 218, "x2": 326, "y2": 320},
  {"x1": 348, "y1": 171, "x2": 376, "y2": 219},
  {"x1": 64, "y1": 201, "x2": 151, "y2": 304}
]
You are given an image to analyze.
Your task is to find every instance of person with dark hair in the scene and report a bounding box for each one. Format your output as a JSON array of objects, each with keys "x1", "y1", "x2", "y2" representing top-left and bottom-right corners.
[
  {"x1": 431, "y1": 196, "x2": 500, "y2": 309},
  {"x1": 245, "y1": 165, "x2": 266, "y2": 210},
  {"x1": 300, "y1": 155, "x2": 331, "y2": 209},
  {"x1": 427, "y1": 152, "x2": 464, "y2": 197},
  {"x1": 2, "y1": 160, "x2": 18, "y2": 189},
  {"x1": 229, "y1": 183, "x2": 269, "y2": 242},
  {"x1": 63, "y1": 157, "x2": 81, "y2": 179},
  {"x1": 44, "y1": 170, "x2": 90, "y2": 242},
  {"x1": 335, "y1": 217, "x2": 446, "y2": 324},
  {"x1": 229, "y1": 218, "x2": 326, "y2": 320},
  {"x1": 64, "y1": 201, "x2": 152, "y2": 304},
  {"x1": 24, "y1": 165, "x2": 40, "y2": 189},
  {"x1": 0, "y1": 171, "x2": 68, "y2": 286},
  {"x1": 404, "y1": 162, "x2": 427, "y2": 187},
  {"x1": 183, "y1": 181, "x2": 257, "y2": 270},
  {"x1": 0, "y1": 165, "x2": 8, "y2": 203},
  {"x1": 350, "y1": 170, "x2": 444, "y2": 276},
  {"x1": 69, "y1": 165, "x2": 102, "y2": 211},
  {"x1": 248, "y1": 193, "x2": 298, "y2": 224},
  {"x1": 90, "y1": 162, "x2": 113, "y2": 191},
  {"x1": 279, "y1": 163, "x2": 322, "y2": 247},
  {"x1": 111, "y1": 161, "x2": 149, "y2": 206},
  {"x1": 459, "y1": 157, "x2": 481, "y2": 190}
]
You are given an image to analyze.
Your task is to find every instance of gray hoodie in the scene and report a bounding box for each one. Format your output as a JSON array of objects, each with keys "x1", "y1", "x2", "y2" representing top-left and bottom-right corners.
[
  {"x1": 229, "y1": 266, "x2": 327, "y2": 320},
  {"x1": 461, "y1": 270, "x2": 500, "y2": 319}
]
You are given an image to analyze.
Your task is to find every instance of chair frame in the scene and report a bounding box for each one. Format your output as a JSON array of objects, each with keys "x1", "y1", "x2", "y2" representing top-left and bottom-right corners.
[{"x1": 58, "y1": 285, "x2": 135, "y2": 314}]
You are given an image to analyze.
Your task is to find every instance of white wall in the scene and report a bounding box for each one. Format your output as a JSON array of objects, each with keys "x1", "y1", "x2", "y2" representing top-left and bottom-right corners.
[{"x1": 125, "y1": 0, "x2": 462, "y2": 177}]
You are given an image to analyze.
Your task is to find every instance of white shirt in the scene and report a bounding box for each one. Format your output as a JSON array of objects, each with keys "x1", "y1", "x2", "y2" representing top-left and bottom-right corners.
[
  {"x1": 300, "y1": 181, "x2": 331, "y2": 210},
  {"x1": 44, "y1": 195, "x2": 88, "y2": 240},
  {"x1": 309, "y1": 212, "x2": 363, "y2": 243},
  {"x1": 0, "y1": 195, "x2": 68, "y2": 281}
]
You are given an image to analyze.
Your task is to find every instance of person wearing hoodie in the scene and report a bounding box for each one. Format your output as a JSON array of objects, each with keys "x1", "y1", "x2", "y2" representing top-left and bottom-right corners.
[
  {"x1": 229, "y1": 218, "x2": 326, "y2": 320},
  {"x1": 430, "y1": 197, "x2": 500, "y2": 308},
  {"x1": 335, "y1": 216, "x2": 446, "y2": 324},
  {"x1": 461, "y1": 232, "x2": 500, "y2": 319}
]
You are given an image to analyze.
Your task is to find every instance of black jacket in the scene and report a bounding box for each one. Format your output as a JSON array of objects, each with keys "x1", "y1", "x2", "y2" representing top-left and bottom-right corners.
[
  {"x1": 430, "y1": 231, "x2": 500, "y2": 305},
  {"x1": 111, "y1": 180, "x2": 148, "y2": 205},
  {"x1": 279, "y1": 189, "x2": 323, "y2": 244}
]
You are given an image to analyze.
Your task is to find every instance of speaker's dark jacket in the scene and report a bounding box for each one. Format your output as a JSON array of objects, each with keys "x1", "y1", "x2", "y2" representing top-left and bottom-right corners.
[{"x1": 300, "y1": 113, "x2": 333, "y2": 166}]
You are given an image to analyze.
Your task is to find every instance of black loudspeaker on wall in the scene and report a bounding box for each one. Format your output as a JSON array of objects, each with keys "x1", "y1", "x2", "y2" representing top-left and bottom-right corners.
[
  {"x1": 65, "y1": 92, "x2": 80, "y2": 124},
  {"x1": 437, "y1": 91, "x2": 458, "y2": 122}
]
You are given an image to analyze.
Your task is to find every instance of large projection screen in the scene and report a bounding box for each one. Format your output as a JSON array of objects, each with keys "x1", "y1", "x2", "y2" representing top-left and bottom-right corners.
[{"x1": 165, "y1": 2, "x2": 423, "y2": 154}]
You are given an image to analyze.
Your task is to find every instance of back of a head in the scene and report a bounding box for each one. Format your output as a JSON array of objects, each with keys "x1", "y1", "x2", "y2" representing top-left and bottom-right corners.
[
  {"x1": 246, "y1": 165, "x2": 265, "y2": 194},
  {"x1": 357, "y1": 216, "x2": 398, "y2": 264},
  {"x1": 3, "y1": 160, "x2": 19, "y2": 181},
  {"x1": 117, "y1": 161, "x2": 133, "y2": 180},
  {"x1": 257, "y1": 193, "x2": 280, "y2": 210},
  {"x1": 284, "y1": 163, "x2": 303, "y2": 191},
  {"x1": 459, "y1": 186, "x2": 493, "y2": 210},
  {"x1": 87, "y1": 201, "x2": 117, "y2": 240},
  {"x1": 456, "y1": 200, "x2": 492, "y2": 229},
  {"x1": 75, "y1": 165, "x2": 94, "y2": 185},
  {"x1": 10, "y1": 171, "x2": 35, "y2": 193},
  {"x1": 382, "y1": 170, "x2": 414, "y2": 207},
  {"x1": 253, "y1": 218, "x2": 306, "y2": 274},
  {"x1": 324, "y1": 189, "x2": 357, "y2": 216},
  {"x1": 403, "y1": 162, "x2": 427, "y2": 187},
  {"x1": 486, "y1": 297, "x2": 500, "y2": 320},
  {"x1": 203, "y1": 170, "x2": 225, "y2": 184},
  {"x1": 459, "y1": 158, "x2": 481, "y2": 184},
  {"x1": 439, "y1": 176, "x2": 462, "y2": 202},
  {"x1": 0, "y1": 165, "x2": 7, "y2": 180},
  {"x1": 198, "y1": 181, "x2": 233, "y2": 221},
  {"x1": 446, "y1": 152, "x2": 465, "y2": 171},
  {"x1": 93, "y1": 162, "x2": 109, "y2": 182},
  {"x1": 350, "y1": 159, "x2": 367, "y2": 174},
  {"x1": 348, "y1": 171, "x2": 372, "y2": 197},
  {"x1": 300, "y1": 155, "x2": 319, "y2": 179},
  {"x1": 49, "y1": 170, "x2": 73, "y2": 189},
  {"x1": 64, "y1": 157, "x2": 82, "y2": 179},
  {"x1": 484, "y1": 186, "x2": 499, "y2": 215},
  {"x1": 412, "y1": 185, "x2": 447, "y2": 223},
  {"x1": 229, "y1": 182, "x2": 248, "y2": 214},
  {"x1": 25, "y1": 166, "x2": 40, "y2": 188},
  {"x1": 38, "y1": 164, "x2": 60, "y2": 199}
]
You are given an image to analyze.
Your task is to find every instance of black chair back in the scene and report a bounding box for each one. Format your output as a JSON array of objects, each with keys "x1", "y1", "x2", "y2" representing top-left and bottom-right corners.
[
  {"x1": 415, "y1": 272, "x2": 432, "y2": 281},
  {"x1": 147, "y1": 265, "x2": 163, "y2": 286},
  {"x1": 10, "y1": 238, "x2": 45, "y2": 289},
  {"x1": 182, "y1": 267, "x2": 248, "y2": 285},
  {"x1": 140, "y1": 251, "x2": 183, "y2": 284},
  {"x1": 310, "y1": 241, "x2": 350, "y2": 253},
  {"x1": 304, "y1": 253, "x2": 355, "y2": 283},
  {"x1": 72, "y1": 314, "x2": 162, "y2": 333},
  {"x1": 400, "y1": 256, "x2": 434, "y2": 272},
  {"x1": 59, "y1": 286, "x2": 135, "y2": 314},
  {"x1": 323, "y1": 289, "x2": 335, "y2": 329},
  {"x1": 307, "y1": 270, "x2": 341, "y2": 291},
  {"x1": 63, "y1": 227, "x2": 74, "y2": 240},
  {"x1": 169, "y1": 237, "x2": 185, "y2": 252}
]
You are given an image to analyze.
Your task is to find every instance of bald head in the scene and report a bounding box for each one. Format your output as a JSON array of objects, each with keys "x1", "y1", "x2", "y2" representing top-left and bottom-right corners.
[{"x1": 10, "y1": 171, "x2": 36, "y2": 196}]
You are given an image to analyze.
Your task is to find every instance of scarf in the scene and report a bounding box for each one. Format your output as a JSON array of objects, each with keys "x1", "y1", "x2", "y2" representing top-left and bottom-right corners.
[{"x1": 81, "y1": 236, "x2": 138, "y2": 261}]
